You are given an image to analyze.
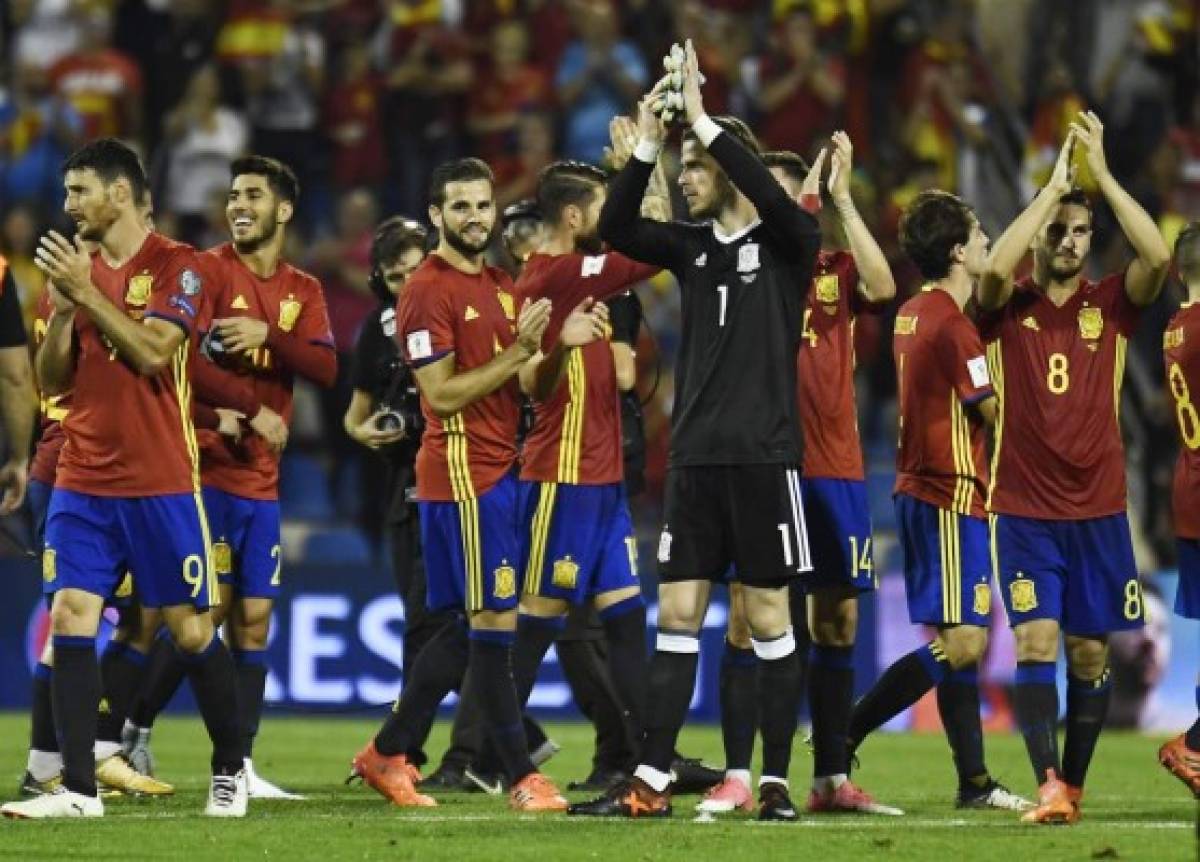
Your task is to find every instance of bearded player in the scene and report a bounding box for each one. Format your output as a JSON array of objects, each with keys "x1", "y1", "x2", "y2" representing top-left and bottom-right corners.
[{"x1": 977, "y1": 113, "x2": 1169, "y2": 823}]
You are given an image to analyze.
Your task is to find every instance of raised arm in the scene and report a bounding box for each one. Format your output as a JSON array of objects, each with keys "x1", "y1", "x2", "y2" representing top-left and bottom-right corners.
[
  {"x1": 1070, "y1": 110, "x2": 1170, "y2": 307},
  {"x1": 978, "y1": 134, "x2": 1076, "y2": 311},
  {"x1": 679, "y1": 41, "x2": 819, "y2": 258},
  {"x1": 827, "y1": 131, "x2": 895, "y2": 304}
]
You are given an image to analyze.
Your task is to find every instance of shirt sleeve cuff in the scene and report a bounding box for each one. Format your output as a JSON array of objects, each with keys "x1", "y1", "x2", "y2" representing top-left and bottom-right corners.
[
  {"x1": 633, "y1": 138, "x2": 661, "y2": 164},
  {"x1": 691, "y1": 114, "x2": 722, "y2": 148}
]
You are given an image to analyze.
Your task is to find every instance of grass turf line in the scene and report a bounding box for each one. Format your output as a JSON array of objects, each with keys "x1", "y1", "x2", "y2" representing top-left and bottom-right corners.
[{"x1": 0, "y1": 714, "x2": 1195, "y2": 861}]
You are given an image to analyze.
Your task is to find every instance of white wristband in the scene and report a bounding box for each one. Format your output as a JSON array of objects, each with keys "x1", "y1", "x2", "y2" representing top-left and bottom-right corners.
[
  {"x1": 691, "y1": 114, "x2": 722, "y2": 148},
  {"x1": 633, "y1": 138, "x2": 661, "y2": 164}
]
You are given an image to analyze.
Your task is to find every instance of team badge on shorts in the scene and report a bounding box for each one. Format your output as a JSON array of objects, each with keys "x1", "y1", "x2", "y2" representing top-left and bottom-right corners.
[
  {"x1": 212, "y1": 541, "x2": 233, "y2": 575},
  {"x1": 1078, "y1": 306, "x2": 1103, "y2": 340},
  {"x1": 1010, "y1": 575, "x2": 1037, "y2": 613},
  {"x1": 42, "y1": 548, "x2": 56, "y2": 583},
  {"x1": 552, "y1": 557, "x2": 579, "y2": 589},
  {"x1": 815, "y1": 274, "x2": 839, "y2": 306},
  {"x1": 179, "y1": 269, "x2": 202, "y2": 296},
  {"x1": 278, "y1": 296, "x2": 302, "y2": 332},
  {"x1": 973, "y1": 582, "x2": 991, "y2": 616},
  {"x1": 125, "y1": 274, "x2": 152, "y2": 306},
  {"x1": 494, "y1": 564, "x2": 517, "y2": 599}
]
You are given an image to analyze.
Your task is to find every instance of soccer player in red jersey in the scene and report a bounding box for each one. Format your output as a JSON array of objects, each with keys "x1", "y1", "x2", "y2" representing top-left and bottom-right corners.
[
  {"x1": 506, "y1": 160, "x2": 658, "y2": 771},
  {"x1": 977, "y1": 114, "x2": 1170, "y2": 824},
  {"x1": 0, "y1": 254, "x2": 34, "y2": 516},
  {"x1": 1158, "y1": 222, "x2": 1200, "y2": 796},
  {"x1": 348, "y1": 157, "x2": 604, "y2": 813},
  {"x1": 122, "y1": 157, "x2": 335, "y2": 800},
  {"x1": 842, "y1": 190, "x2": 1029, "y2": 812},
  {"x1": 1, "y1": 140, "x2": 246, "y2": 819}
]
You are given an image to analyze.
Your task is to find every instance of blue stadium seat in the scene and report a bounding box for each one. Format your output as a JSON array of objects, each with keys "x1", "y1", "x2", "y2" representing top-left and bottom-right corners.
[
  {"x1": 279, "y1": 452, "x2": 334, "y2": 520},
  {"x1": 303, "y1": 527, "x2": 372, "y2": 566}
]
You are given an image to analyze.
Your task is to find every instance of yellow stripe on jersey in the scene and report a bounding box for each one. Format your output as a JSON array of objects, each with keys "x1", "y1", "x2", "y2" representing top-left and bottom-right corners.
[
  {"x1": 446, "y1": 414, "x2": 475, "y2": 502},
  {"x1": 458, "y1": 496, "x2": 482, "y2": 611},
  {"x1": 985, "y1": 342, "x2": 1005, "y2": 510},
  {"x1": 557, "y1": 350, "x2": 585, "y2": 484},
  {"x1": 1114, "y1": 335, "x2": 1127, "y2": 424},
  {"x1": 949, "y1": 394, "x2": 974, "y2": 514},
  {"x1": 523, "y1": 482, "x2": 558, "y2": 596},
  {"x1": 988, "y1": 512, "x2": 1000, "y2": 583},
  {"x1": 171, "y1": 346, "x2": 216, "y2": 604}
]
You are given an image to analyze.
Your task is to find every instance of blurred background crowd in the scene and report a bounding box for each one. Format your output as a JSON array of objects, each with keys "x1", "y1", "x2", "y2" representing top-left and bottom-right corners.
[{"x1": 1, "y1": 0, "x2": 1197, "y2": 586}]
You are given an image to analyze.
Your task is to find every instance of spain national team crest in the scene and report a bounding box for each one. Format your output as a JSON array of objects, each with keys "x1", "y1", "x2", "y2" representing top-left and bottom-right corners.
[
  {"x1": 125, "y1": 274, "x2": 153, "y2": 306},
  {"x1": 1078, "y1": 306, "x2": 1103, "y2": 340},
  {"x1": 552, "y1": 557, "x2": 579, "y2": 590},
  {"x1": 493, "y1": 564, "x2": 517, "y2": 599},
  {"x1": 815, "y1": 274, "x2": 839, "y2": 305},
  {"x1": 1010, "y1": 575, "x2": 1037, "y2": 613},
  {"x1": 278, "y1": 296, "x2": 302, "y2": 332},
  {"x1": 497, "y1": 291, "x2": 516, "y2": 320},
  {"x1": 212, "y1": 541, "x2": 233, "y2": 575},
  {"x1": 42, "y1": 548, "x2": 56, "y2": 583},
  {"x1": 973, "y1": 582, "x2": 991, "y2": 616}
]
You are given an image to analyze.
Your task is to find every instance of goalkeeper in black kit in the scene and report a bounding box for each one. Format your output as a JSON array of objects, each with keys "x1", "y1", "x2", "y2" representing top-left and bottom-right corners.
[{"x1": 570, "y1": 41, "x2": 821, "y2": 821}]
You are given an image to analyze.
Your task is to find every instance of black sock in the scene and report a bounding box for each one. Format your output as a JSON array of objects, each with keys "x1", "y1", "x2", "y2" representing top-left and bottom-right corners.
[
  {"x1": 97, "y1": 641, "x2": 148, "y2": 746},
  {"x1": 641, "y1": 632, "x2": 700, "y2": 775},
  {"x1": 719, "y1": 640, "x2": 758, "y2": 771},
  {"x1": 1013, "y1": 660, "x2": 1061, "y2": 784},
  {"x1": 466, "y1": 631, "x2": 535, "y2": 784},
  {"x1": 809, "y1": 643, "x2": 855, "y2": 777},
  {"x1": 512, "y1": 614, "x2": 564, "y2": 706},
  {"x1": 937, "y1": 666, "x2": 988, "y2": 790},
  {"x1": 849, "y1": 641, "x2": 950, "y2": 748},
  {"x1": 376, "y1": 619, "x2": 469, "y2": 757},
  {"x1": 755, "y1": 632, "x2": 802, "y2": 782},
  {"x1": 130, "y1": 632, "x2": 187, "y2": 729},
  {"x1": 30, "y1": 662, "x2": 58, "y2": 753},
  {"x1": 1188, "y1": 686, "x2": 1200, "y2": 750},
  {"x1": 1061, "y1": 668, "x2": 1111, "y2": 788},
  {"x1": 51, "y1": 636, "x2": 100, "y2": 796},
  {"x1": 600, "y1": 597, "x2": 648, "y2": 736},
  {"x1": 179, "y1": 636, "x2": 243, "y2": 775},
  {"x1": 233, "y1": 649, "x2": 268, "y2": 760}
]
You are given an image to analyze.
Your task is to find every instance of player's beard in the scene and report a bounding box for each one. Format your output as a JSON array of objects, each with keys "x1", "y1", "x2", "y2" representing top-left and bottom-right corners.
[
  {"x1": 1042, "y1": 249, "x2": 1085, "y2": 281},
  {"x1": 689, "y1": 172, "x2": 736, "y2": 221},
  {"x1": 74, "y1": 202, "x2": 118, "y2": 241},
  {"x1": 443, "y1": 221, "x2": 493, "y2": 258},
  {"x1": 575, "y1": 225, "x2": 603, "y2": 255},
  {"x1": 232, "y1": 212, "x2": 280, "y2": 254}
]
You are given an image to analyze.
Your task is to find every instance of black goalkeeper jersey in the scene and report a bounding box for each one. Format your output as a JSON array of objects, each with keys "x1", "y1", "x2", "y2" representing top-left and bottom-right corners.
[{"x1": 600, "y1": 131, "x2": 821, "y2": 468}]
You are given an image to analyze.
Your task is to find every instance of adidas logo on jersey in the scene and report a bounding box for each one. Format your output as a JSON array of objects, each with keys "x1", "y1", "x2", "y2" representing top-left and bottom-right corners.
[
  {"x1": 694, "y1": 253, "x2": 707, "y2": 267},
  {"x1": 465, "y1": 306, "x2": 479, "y2": 321},
  {"x1": 231, "y1": 295, "x2": 249, "y2": 309},
  {"x1": 1022, "y1": 316, "x2": 1039, "y2": 331}
]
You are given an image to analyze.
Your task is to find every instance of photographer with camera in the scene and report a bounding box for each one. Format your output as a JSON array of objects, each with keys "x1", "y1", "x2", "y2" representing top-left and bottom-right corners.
[{"x1": 344, "y1": 217, "x2": 445, "y2": 694}]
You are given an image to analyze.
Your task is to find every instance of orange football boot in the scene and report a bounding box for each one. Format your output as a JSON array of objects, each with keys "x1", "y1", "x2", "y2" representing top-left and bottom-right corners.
[{"x1": 347, "y1": 741, "x2": 436, "y2": 807}]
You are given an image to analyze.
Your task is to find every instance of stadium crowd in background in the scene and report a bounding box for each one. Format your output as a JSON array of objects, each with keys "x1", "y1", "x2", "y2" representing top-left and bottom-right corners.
[{"x1": 1, "y1": 0, "x2": 1197, "y2": 576}]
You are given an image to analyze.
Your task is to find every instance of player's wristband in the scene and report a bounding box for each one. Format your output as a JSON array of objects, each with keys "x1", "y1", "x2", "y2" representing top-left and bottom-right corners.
[
  {"x1": 633, "y1": 138, "x2": 661, "y2": 164},
  {"x1": 691, "y1": 114, "x2": 722, "y2": 148}
]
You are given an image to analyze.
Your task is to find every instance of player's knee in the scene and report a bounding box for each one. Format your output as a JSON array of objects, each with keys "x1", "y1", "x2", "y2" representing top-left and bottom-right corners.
[
  {"x1": 1065, "y1": 636, "x2": 1108, "y2": 681},
  {"x1": 809, "y1": 593, "x2": 857, "y2": 646},
  {"x1": 167, "y1": 612, "x2": 215, "y2": 655},
  {"x1": 1013, "y1": 620, "x2": 1059, "y2": 662},
  {"x1": 657, "y1": 583, "x2": 708, "y2": 632},
  {"x1": 939, "y1": 626, "x2": 987, "y2": 669},
  {"x1": 742, "y1": 588, "x2": 791, "y2": 642},
  {"x1": 726, "y1": 612, "x2": 753, "y2": 650},
  {"x1": 49, "y1": 591, "x2": 101, "y2": 636}
]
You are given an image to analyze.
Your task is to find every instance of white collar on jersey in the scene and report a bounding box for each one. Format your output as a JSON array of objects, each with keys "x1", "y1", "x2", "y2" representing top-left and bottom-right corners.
[{"x1": 711, "y1": 218, "x2": 762, "y2": 244}]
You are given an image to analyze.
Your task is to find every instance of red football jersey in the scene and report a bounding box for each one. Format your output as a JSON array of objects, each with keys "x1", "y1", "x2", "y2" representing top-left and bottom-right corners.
[
  {"x1": 55, "y1": 232, "x2": 211, "y2": 497},
  {"x1": 979, "y1": 273, "x2": 1139, "y2": 519},
  {"x1": 1164, "y1": 301, "x2": 1200, "y2": 539},
  {"x1": 797, "y1": 249, "x2": 866, "y2": 480},
  {"x1": 396, "y1": 253, "x2": 521, "y2": 501},
  {"x1": 29, "y1": 291, "x2": 69, "y2": 487},
  {"x1": 196, "y1": 244, "x2": 334, "y2": 500},
  {"x1": 517, "y1": 251, "x2": 658, "y2": 485},
  {"x1": 893, "y1": 288, "x2": 993, "y2": 517}
]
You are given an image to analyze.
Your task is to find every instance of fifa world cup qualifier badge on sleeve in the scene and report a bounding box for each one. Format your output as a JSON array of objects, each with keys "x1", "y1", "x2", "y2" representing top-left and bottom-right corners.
[{"x1": 179, "y1": 268, "x2": 202, "y2": 295}]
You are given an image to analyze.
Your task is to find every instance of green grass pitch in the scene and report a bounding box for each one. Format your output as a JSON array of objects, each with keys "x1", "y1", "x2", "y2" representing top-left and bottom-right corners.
[{"x1": 0, "y1": 714, "x2": 1195, "y2": 861}]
